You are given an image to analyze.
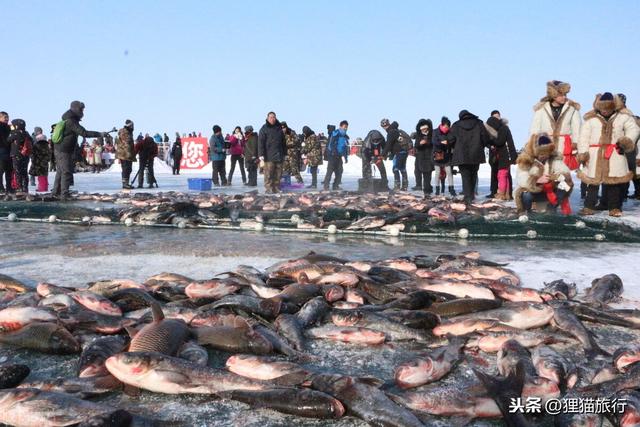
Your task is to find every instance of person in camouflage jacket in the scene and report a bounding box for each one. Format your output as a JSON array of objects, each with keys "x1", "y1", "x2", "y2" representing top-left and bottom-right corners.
[
  {"x1": 116, "y1": 120, "x2": 136, "y2": 189},
  {"x1": 282, "y1": 122, "x2": 304, "y2": 184},
  {"x1": 302, "y1": 126, "x2": 322, "y2": 188}
]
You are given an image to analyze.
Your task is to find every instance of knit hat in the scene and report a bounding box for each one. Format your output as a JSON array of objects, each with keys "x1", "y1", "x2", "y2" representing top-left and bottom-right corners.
[
  {"x1": 125, "y1": 119, "x2": 134, "y2": 129},
  {"x1": 380, "y1": 118, "x2": 390, "y2": 128},
  {"x1": 70, "y1": 100, "x2": 85, "y2": 117},
  {"x1": 546, "y1": 80, "x2": 571, "y2": 99},
  {"x1": 212, "y1": 125, "x2": 222, "y2": 133},
  {"x1": 34, "y1": 126, "x2": 43, "y2": 135},
  {"x1": 533, "y1": 133, "x2": 556, "y2": 158},
  {"x1": 594, "y1": 92, "x2": 617, "y2": 114},
  {"x1": 440, "y1": 116, "x2": 451, "y2": 127},
  {"x1": 244, "y1": 125, "x2": 253, "y2": 133}
]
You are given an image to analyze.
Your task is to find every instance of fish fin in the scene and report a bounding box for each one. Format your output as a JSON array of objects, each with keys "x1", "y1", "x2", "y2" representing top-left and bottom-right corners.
[
  {"x1": 150, "y1": 299, "x2": 165, "y2": 322},
  {"x1": 124, "y1": 325, "x2": 140, "y2": 339},
  {"x1": 473, "y1": 360, "x2": 525, "y2": 405},
  {"x1": 271, "y1": 371, "x2": 312, "y2": 386},
  {"x1": 123, "y1": 384, "x2": 141, "y2": 397}
]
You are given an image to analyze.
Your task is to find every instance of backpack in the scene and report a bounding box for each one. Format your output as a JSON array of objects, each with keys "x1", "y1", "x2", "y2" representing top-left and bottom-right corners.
[
  {"x1": 398, "y1": 130, "x2": 412, "y2": 151},
  {"x1": 52, "y1": 120, "x2": 66, "y2": 144}
]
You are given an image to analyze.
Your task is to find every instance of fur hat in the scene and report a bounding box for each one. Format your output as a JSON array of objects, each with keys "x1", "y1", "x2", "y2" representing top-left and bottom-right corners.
[
  {"x1": 593, "y1": 92, "x2": 623, "y2": 115},
  {"x1": 244, "y1": 125, "x2": 253, "y2": 133},
  {"x1": 533, "y1": 133, "x2": 556, "y2": 158},
  {"x1": 380, "y1": 118, "x2": 390, "y2": 128},
  {"x1": 546, "y1": 80, "x2": 571, "y2": 99}
]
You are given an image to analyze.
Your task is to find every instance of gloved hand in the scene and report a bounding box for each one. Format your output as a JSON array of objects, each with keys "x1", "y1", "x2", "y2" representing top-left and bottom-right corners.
[{"x1": 615, "y1": 142, "x2": 624, "y2": 155}]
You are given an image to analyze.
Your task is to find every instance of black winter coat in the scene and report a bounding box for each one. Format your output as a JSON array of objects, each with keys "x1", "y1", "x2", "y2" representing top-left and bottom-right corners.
[
  {"x1": 258, "y1": 120, "x2": 286, "y2": 162},
  {"x1": 363, "y1": 130, "x2": 385, "y2": 162},
  {"x1": 382, "y1": 122, "x2": 400, "y2": 158},
  {"x1": 450, "y1": 110, "x2": 489, "y2": 166},
  {"x1": 0, "y1": 122, "x2": 10, "y2": 159},
  {"x1": 171, "y1": 142, "x2": 183, "y2": 160},
  {"x1": 431, "y1": 128, "x2": 454, "y2": 165},
  {"x1": 29, "y1": 139, "x2": 50, "y2": 176},
  {"x1": 414, "y1": 119, "x2": 434, "y2": 172},
  {"x1": 485, "y1": 117, "x2": 517, "y2": 169},
  {"x1": 57, "y1": 109, "x2": 102, "y2": 154}
]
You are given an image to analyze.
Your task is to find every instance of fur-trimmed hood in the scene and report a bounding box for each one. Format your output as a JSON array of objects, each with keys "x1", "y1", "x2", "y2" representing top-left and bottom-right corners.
[
  {"x1": 517, "y1": 133, "x2": 556, "y2": 168},
  {"x1": 583, "y1": 93, "x2": 629, "y2": 121}
]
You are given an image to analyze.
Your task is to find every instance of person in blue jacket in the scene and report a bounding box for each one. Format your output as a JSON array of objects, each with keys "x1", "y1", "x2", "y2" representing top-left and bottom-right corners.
[
  {"x1": 209, "y1": 125, "x2": 227, "y2": 186},
  {"x1": 322, "y1": 120, "x2": 349, "y2": 191}
]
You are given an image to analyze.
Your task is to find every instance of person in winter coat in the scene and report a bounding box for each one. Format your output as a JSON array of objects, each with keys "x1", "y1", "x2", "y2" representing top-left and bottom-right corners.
[
  {"x1": 258, "y1": 112, "x2": 286, "y2": 193},
  {"x1": 90, "y1": 139, "x2": 103, "y2": 173},
  {"x1": 117, "y1": 120, "x2": 136, "y2": 189},
  {"x1": 301, "y1": 126, "x2": 322, "y2": 188},
  {"x1": 413, "y1": 119, "x2": 434, "y2": 194},
  {"x1": 381, "y1": 118, "x2": 412, "y2": 191},
  {"x1": 243, "y1": 126, "x2": 259, "y2": 187},
  {"x1": 282, "y1": 122, "x2": 304, "y2": 185},
  {"x1": 577, "y1": 93, "x2": 640, "y2": 217},
  {"x1": 529, "y1": 80, "x2": 582, "y2": 163},
  {"x1": 48, "y1": 124, "x2": 56, "y2": 172},
  {"x1": 515, "y1": 133, "x2": 573, "y2": 214},
  {"x1": 52, "y1": 101, "x2": 105, "y2": 199},
  {"x1": 209, "y1": 125, "x2": 227, "y2": 187},
  {"x1": 8, "y1": 119, "x2": 32, "y2": 193},
  {"x1": 29, "y1": 131, "x2": 50, "y2": 192},
  {"x1": 617, "y1": 94, "x2": 640, "y2": 201},
  {"x1": 323, "y1": 120, "x2": 349, "y2": 191},
  {"x1": 29, "y1": 127, "x2": 44, "y2": 186},
  {"x1": 135, "y1": 134, "x2": 158, "y2": 188},
  {"x1": 450, "y1": 110, "x2": 490, "y2": 203},
  {"x1": 485, "y1": 115, "x2": 517, "y2": 200},
  {"x1": 362, "y1": 129, "x2": 389, "y2": 189},
  {"x1": 227, "y1": 126, "x2": 247, "y2": 185},
  {"x1": 171, "y1": 137, "x2": 183, "y2": 175},
  {"x1": 431, "y1": 117, "x2": 456, "y2": 196},
  {"x1": 0, "y1": 112, "x2": 12, "y2": 193}
]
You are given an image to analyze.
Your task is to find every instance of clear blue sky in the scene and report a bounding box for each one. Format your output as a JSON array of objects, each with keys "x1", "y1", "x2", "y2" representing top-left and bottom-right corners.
[{"x1": 2, "y1": 0, "x2": 639, "y2": 147}]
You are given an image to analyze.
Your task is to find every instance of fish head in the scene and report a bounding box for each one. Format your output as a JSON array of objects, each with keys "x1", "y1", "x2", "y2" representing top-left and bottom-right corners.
[
  {"x1": 323, "y1": 285, "x2": 345, "y2": 302},
  {"x1": 49, "y1": 326, "x2": 81, "y2": 354},
  {"x1": 106, "y1": 352, "x2": 152, "y2": 378},
  {"x1": 394, "y1": 358, "x2": 433, "y2": 389},
  {"x1": 614, "y1": 346, "x2": 640, "y2": 372},
  {"x1": 331, "y1": 311, "x2": 363, "y2": 327},
  {"x1": 0, "y1": 388, "x2": 37, "y2": 406}
]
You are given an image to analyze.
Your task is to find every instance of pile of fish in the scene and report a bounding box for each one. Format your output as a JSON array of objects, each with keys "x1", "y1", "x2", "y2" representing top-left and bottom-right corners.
[{"x1": 0, "y1": 252, "x2": 640, "y2": 426}]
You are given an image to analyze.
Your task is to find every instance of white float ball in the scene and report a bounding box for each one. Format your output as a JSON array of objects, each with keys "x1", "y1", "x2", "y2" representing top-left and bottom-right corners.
[
  {"x1": 518, "y1": 215, "x2": 529, "y2": 223},
  {"x1": 594, "y1": 234, "x2": 605, "y2": 241},
  {"x1": 458, "y1": 228, "x2": 469, "y2": 239},
  {"x1": 7, "y1": 213, "x2": 17, "y2": 222},
  {"x1": 254, "y1": 223, "x2": 265, "y2": 232},
  {"x1": 124, "y1": 218, "x2": 134, "y2": 227},
  {"x1": 328, "y1": 224, "x2": 337, "y2": 234},
  {"x1": 48, "y1": 215, "x2": 57, "y2": 223},
  {"x1": 82, "y1": 216, "x2": 91, "y2": 223},
  {"x1": 527, "y1": 230, "x2": 537, "y2": 239},
  {"x1": 575, "y1": 221, "x2": 586, "y2": 229},
  {"x1": 389, "y1": 226, "x2": 400, "y2": 237},
  {"x1": 177, "y1": 221, "x2": 187, "y2": 229},
  {"x1": 290, "y1": 214, "x2": 300, "y2": 224}
]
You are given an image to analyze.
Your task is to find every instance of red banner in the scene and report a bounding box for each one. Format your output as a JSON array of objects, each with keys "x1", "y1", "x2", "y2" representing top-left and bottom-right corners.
[{"x1": 180, "y1": 137, "x2": 209, "y2": 169}]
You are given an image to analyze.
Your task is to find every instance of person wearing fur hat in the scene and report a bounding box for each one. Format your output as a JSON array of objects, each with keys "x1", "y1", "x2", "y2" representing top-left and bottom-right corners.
[
  {"x1": 529, "y1": 81, "x2": 582, "y2": 172},
  {"x1": 577, "y1": 92, "x2": 640, "y2": 217},
  {"x1": 29, "y1": 130, "x2": 50, "y2": 192},
  {"x1": 485, "y1": 115, "x2": 517, "y2": 200},
  {"x1": 515, "y1": 133, "x2": 573, "y2": 214},
  {"x1": 413, "y1": 119, "x2": 434, "y2": 195},
  {"x1": 117, "y1": 120, "x2": 136, "y2": 189}
]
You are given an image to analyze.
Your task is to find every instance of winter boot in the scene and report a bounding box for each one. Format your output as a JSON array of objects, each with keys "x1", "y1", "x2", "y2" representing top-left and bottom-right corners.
[
  {"x1": 411, "y1": 185, "x2": 422, "y2": 191},
  {"x1": 394, "y1": 180, "x2": 400, "y2": 191},
  {"x1": 122, "y1": 180, "x2": 133, "y2": 190},
  {"x1": 449, "y1": 186, "x2": 457, "y2": 196},
  {"x1": 435, "y1": 187, "x2": 440, "y2": 196},
  {"x1": 401, "y1": 172, "x2": 408, "y2": 191},
  {"x1": 493, "y1": 191, "x2": 507, "y2": 200},
  {"x1": 609, "y1": 209, "x2": 622, "y2": 217}
]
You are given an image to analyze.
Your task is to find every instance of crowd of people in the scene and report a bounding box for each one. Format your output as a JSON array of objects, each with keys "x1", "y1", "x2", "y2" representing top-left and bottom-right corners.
[{"x1": 1, "y1": 80, "x2": 639, "y2": 216}]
